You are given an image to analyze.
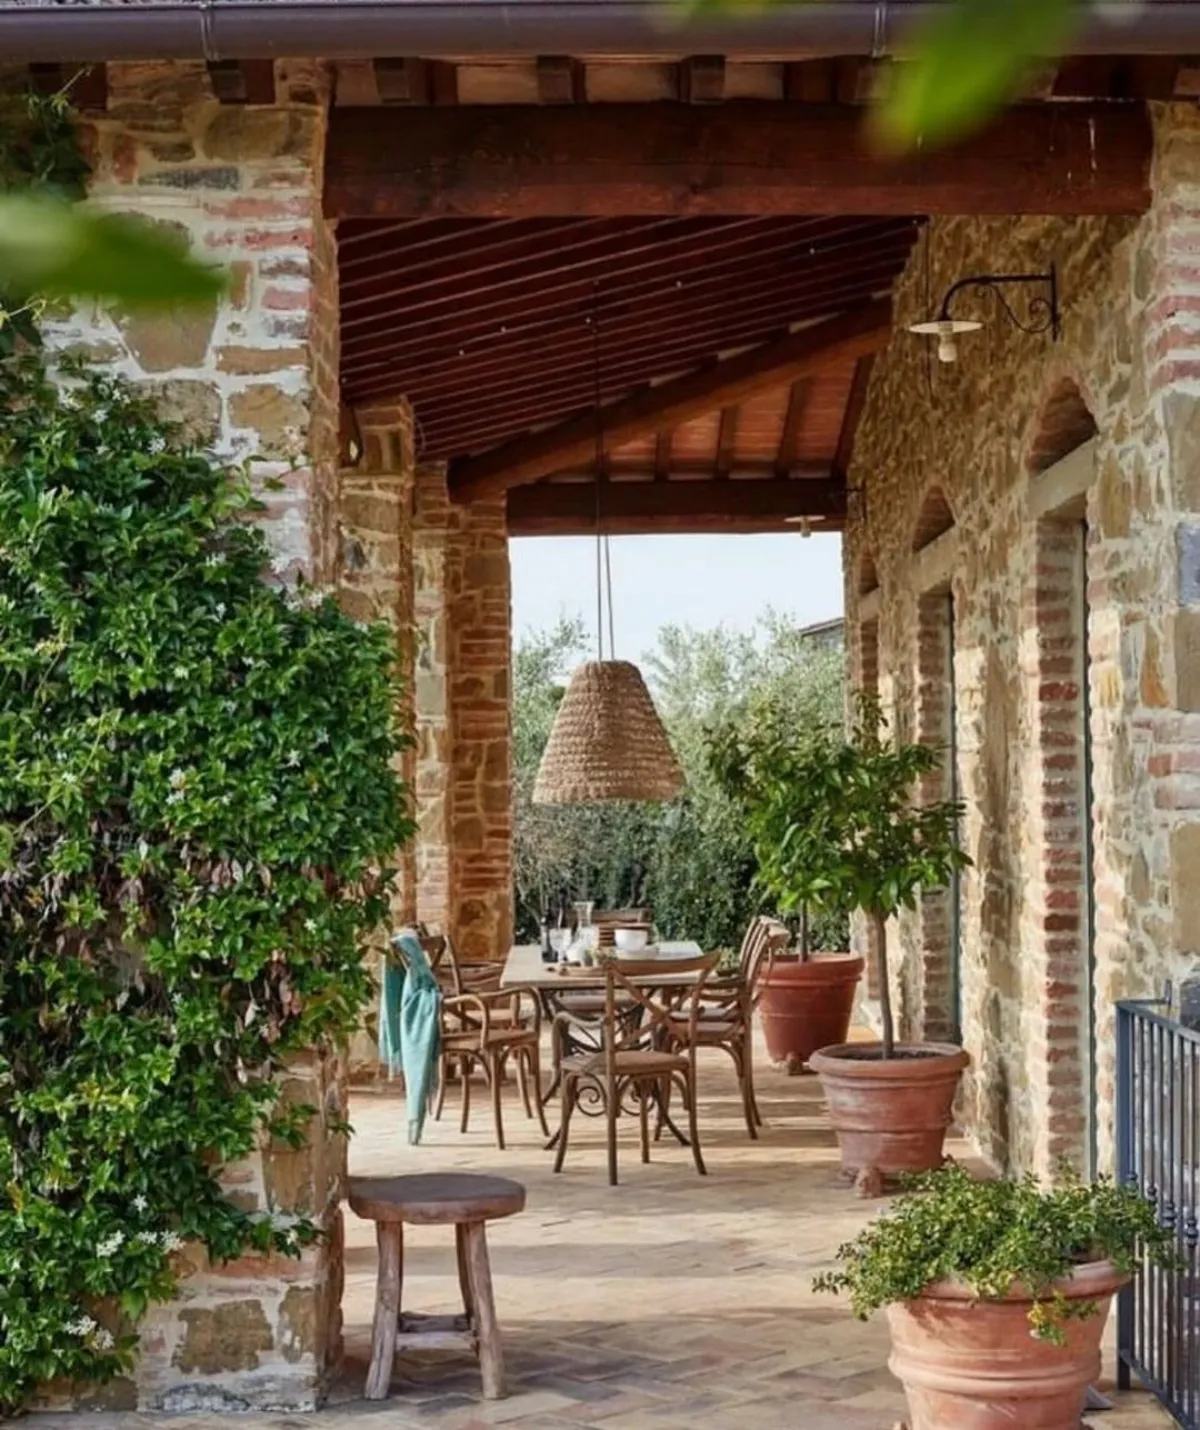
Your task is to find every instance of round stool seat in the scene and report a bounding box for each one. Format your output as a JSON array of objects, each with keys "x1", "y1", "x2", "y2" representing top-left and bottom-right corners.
[{"x1": 349, "y1": 1173, "x2": 526, "y2": 1227}]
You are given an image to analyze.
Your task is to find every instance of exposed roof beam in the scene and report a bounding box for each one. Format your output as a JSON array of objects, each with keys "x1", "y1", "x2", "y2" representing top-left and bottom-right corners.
[
  {"x1": 834, "y1": 355, "x2": 875, "y2": 478},
  {"x1": 715, "y1": 407, "x2": 738, "y2": 477},
  {"x1": 508, "y1": 476, "x2": 845, "y2": 536},
  {"x1": 775, "y1": 379, "x2": 810, "y2": 478},
  {"x1": 448, "y1": 300, "x2": 890, "y2": 501},
  {"x1": 325, "y1": 101, "x2": 1151, "y2": 220},
  {"x1": 654, "y1": 431, "x2": 672, "y2": 482}
]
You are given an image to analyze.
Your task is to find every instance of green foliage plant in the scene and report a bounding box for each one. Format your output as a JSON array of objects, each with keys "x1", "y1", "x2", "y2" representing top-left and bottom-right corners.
[
  {"x1": 814, "y1": 1164, "x2": 1175, "y2": 1343},
  {"x1": 709, "y1": 694, "x2": 967, "y2": 1058},
  {"x1": 0, "y1": 351, "x2": 412, "y2": 1412}
]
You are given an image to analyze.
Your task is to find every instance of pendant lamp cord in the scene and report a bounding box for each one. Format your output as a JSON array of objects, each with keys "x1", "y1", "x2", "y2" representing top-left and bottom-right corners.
[{"x1": 591, "y1": 287, "x2": 616, "y2": 662}]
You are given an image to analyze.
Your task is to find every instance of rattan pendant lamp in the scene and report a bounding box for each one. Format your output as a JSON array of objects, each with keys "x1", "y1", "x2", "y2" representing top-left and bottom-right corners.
[{"x1": 532, "y1": 298, "x2": 683, "y2": 807}]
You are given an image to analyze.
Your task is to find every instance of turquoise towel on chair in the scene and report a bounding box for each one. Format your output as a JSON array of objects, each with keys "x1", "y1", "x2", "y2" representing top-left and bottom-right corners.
[{"x1": 387, "y1": 930, "x2": 442, "y2": 1145}]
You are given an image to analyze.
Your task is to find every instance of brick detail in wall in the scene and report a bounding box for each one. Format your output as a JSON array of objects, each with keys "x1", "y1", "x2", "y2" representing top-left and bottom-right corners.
[
  {"x1": 1021, "y1": 518, "x2": 1093, "y2": 1178},
  {"x1": 913, "y1": 592, "x2": 957, "y2": 1044}
]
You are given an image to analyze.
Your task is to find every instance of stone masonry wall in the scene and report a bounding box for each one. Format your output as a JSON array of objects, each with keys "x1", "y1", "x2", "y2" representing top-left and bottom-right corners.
[
  {"x1": 846, "y1": 103, "x2": 1200, "y2": 1179},
  {"x1": 30, "y1": 60, "x2": 347, "y2": 1409},
  {"x1": 413, "y1": 466, "x2": 514, "y2": 962}
]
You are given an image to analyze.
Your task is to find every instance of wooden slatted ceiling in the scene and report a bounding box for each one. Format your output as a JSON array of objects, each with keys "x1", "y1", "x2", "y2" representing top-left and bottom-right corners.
[{"x1": 339, "y1": 214, "x2": 918, "y2": 468}]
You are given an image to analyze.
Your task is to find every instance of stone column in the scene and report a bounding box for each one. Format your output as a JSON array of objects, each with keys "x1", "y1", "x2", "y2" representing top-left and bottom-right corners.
[
  {"x1": 412, "y1": 467, "x2": 513, "y2": 961},
  {"x1": 36, "y1": 60, "x2": 346, "y2": 1411},
  {"x1": 337, "y1": 403, "x2": 417, "y2": 1078}
]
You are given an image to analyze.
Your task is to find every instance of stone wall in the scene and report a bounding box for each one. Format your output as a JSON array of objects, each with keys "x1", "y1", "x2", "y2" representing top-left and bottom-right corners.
[
  {"x1": 845, "y1": 103, "x2": 1200, "y2": 1179},
  {"x1": 31, "y1": 59, "x2": 347, "y2": 1409}
]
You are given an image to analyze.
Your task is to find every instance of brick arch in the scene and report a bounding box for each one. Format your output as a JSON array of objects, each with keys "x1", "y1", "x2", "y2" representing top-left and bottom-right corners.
[
  {"x1": 1026, "y1": 377, "x2": 1098, "y2": 475},
  {"x1": 858, "y1": 548, "x2": 879, "y2": 596},
  {"x1": 912, "y1": 484, "x2": 955, "y2": 552}
]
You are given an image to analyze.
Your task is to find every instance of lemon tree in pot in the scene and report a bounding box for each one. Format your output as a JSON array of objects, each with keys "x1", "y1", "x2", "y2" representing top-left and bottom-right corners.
[
  {"x1": 714, "y1": 697, "x2": 970, "y2": 1181},
  {"x1": 707, "y1": 703, "x2": 863, "y2": 1078},
  {"x1": 815, "y1": 1166, "x2": 1174, "y2": 1430}
]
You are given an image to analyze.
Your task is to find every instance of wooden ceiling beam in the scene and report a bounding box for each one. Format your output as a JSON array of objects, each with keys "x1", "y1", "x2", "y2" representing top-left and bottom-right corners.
[
  {"x1": 447, "y1": 301, "x2": 890, "y2": 500},
  {"x1": 207, "y1": 59, "x2": 276, "y2": 104},
  {"x1": 774, "y1": 379, "x2": 810, "y2": 478},
  {"x1": 833, "y1": 354, "x2": 876, "y2": 478},
  {"x1": 325, "y1": 101, "x2": 1152, "y2": 219},
  {"x1": 537, "y1": 56, "x2": 587, "y2": 104},
  {"x1": 341, "y1": 220, "x2": 913, "y2": 368},
  {"x1": 345, "y1": 247, "x2": 909, "y2": 400},
  {"x1": 507, "y1": 476, "x2": 846, "y2": 536},
  {"x1": 715, "y1": 407, "x2": 739, "y2": 477}
]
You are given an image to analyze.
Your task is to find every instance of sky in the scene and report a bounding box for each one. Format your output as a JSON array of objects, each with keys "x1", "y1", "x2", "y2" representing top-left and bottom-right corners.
[{"x1": 510, "y1": 531, "x2": 844, "y2": 662}]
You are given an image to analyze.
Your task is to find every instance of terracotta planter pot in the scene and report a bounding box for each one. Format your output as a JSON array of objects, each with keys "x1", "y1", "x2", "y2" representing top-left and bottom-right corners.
[
  {"x1": 808, "y1": 1041, "x2": 968, "y2": 1181},
  {"x1": 757, "y1": 954, "x2": 864, "y2": 1074},
  {"x1": 886, "y1": 1260, "x2": 1127, "y2": 1430}
]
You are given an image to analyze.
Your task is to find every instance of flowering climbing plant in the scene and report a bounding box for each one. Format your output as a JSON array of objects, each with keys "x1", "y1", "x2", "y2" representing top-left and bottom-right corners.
[{"x1": 0, "y1": 351, "x2": 413, "y2": 1411}]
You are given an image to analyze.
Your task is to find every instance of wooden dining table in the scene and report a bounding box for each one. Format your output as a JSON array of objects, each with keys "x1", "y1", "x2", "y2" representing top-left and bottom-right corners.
[
  {"x1": 499, "y1": 940, "x2": 705, "y2": 992},
  {"x1": 499, "y1": 941, "x2": 707, "y2": 1148}
]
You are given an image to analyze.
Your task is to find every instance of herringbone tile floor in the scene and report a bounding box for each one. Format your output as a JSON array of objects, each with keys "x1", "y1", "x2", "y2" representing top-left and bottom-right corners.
[{"x1": 33, "y1": 1040, "x2": 1174, "y2": 1429}]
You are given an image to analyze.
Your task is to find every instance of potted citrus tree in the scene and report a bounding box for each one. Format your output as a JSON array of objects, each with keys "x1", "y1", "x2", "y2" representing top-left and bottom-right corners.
[
  {"x1": 815, "y1": 1166, "x2": 1173, "y2": 1430},
  {"x1": 799, "y1": 701, "x2": 970, "y2": 1187},
  {"x1": 706, "y1": 702, "x2": 864, "y2": 1077}
]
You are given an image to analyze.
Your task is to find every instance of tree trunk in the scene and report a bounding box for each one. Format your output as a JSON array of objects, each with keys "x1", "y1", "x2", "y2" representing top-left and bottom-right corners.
[
  {"x1": 872, "y1": 910, "x2": 895, "y2": 1060},
  {"x1": 799, "y1": 903, "x2": 810, "y2": 961}
]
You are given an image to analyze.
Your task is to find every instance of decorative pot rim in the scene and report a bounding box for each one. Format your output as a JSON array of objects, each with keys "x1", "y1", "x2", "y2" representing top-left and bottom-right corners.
[
  {"x1": 809, "y1": 1042, "x2": 969, "y2": 1078},
  {"x1": 760, "y1": 953, "x2": 865, "y2": 981},
  {"x1": 908, "y1": 1258, "x2": 1128, "y2": 1307}
]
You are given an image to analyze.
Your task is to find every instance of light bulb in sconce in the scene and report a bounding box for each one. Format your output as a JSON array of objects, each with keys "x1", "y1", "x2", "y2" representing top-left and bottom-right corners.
[
  {"x1": 909, "y1": 314, "x2": 984, "y2": 365},
  {"x1": 785, "y1": 514, "x2": 822, "y2": 539}
]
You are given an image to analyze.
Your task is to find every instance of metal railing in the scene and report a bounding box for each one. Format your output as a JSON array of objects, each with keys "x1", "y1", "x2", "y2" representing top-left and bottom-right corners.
[{"x1": 1117, "y1": 996, "x2": 1200, "y2": 1429}]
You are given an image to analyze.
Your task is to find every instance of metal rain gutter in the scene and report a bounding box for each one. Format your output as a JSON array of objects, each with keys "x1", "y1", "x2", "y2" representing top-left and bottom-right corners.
[{"x1": 3, "y1": 0, "x2": 1200, "y2": 64}]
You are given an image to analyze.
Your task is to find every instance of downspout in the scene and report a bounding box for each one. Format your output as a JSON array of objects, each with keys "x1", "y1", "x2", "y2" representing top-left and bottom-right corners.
[{"x1": 2, "y1": 1, "x2": 1200, "y2": 64}]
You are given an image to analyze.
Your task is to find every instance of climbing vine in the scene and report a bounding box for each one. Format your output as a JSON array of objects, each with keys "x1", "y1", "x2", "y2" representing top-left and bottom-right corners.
[{"x1": 0, "y1": 90, "x2": 412, "y2": 1412}]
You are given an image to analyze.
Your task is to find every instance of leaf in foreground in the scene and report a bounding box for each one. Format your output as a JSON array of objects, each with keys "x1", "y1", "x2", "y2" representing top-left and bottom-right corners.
[
  {"x1": 873, "y1": 0, "x2": 1080, "y2": 151},
  {"x1": 0, "y1": 195, "x2": 225, "y2": 306}
]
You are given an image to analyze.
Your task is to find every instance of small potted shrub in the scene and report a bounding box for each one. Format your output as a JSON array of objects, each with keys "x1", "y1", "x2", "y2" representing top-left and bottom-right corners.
[
  {"x1": 707, "y1": 704, "x2": 864, "y2": 1075},
  {"x1": 815, "y1": 1166, "x2": 1174, "y2": 1430}
]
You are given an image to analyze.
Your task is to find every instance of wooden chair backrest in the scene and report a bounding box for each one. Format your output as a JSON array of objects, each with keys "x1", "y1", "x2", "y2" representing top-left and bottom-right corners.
[
  {"x1": 746, "y1": 923, "x2": 792, "y2": 1002},
  {"x1": 592, "y1": 908, "x2": 652, "y2": 949},
  {"x1": 602, "y1": 953, "x2": 718, "y2": 1071}
]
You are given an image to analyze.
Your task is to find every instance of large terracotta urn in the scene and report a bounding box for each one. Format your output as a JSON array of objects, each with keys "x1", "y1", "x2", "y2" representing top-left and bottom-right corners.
[
  {"x1": 757, "y1": 954, "x2": 863, "y2": 1074},
  {"x1": 808, "y1": 1041, "x2": 968, "y2": 1181},
  {"x1": 886, "y1": 1260, "x2": 1127, "y2": 1430}
]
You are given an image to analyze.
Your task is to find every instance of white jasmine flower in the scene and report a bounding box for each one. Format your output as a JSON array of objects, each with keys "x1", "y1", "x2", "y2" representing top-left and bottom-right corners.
[
  {"x1": 168, "y1": 769, "x2": 188, "y2": 789},
  {"x1": 65, "y1": 1315, "x2": 97, "y2": 1337},
  {"x1": 95, "y1": 1231, "x2": 124, "y2": 1258},
  {"x1": 304, "y1": 919, "x2": 317, "y2": 934},
  {"x1": 205, "y1": 551, "x2": 227, "y2": 568},
  {"x1": 93, "y1": 1328, "x2": 115, "y2": 1351},
  {"x1": 134, "y1": 1230, "x2": 157, "y2": 1245},
  {"x1": 159, "y1": 1231, "x2": 184, "y2": 1253},
  {"x1": 166, "y1": 791, "x2": 183, "y2": 805},
  {"x1": 148, "y1": 435, "x2": 166, "y2": 455},
  {"x1": 173, "y1": 665, "x2": 188, "y2": 680},
  {"x1": 132, "y1": 1195, "x2": 147, "y2": 1213},
  {"x1": 285, "y1": 750, "x2": 300, "y2": 767},
  {"x1": 214, "y1": 602, "x2": 227, "y2": 618}
]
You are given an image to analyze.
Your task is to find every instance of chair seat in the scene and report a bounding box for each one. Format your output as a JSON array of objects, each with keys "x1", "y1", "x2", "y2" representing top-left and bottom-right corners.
[
  {"x1": 563, "y1": 1048, "x2": 687, "y2": 1078},
  {"x1": 670, "y1": 1018, "x2": 739, "y2": 1042},
  {"x1": 445, "y1": 1025, "x2": 536, "y2": 1051}
]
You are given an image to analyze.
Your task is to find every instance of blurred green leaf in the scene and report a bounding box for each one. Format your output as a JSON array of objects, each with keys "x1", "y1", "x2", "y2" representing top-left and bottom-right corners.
[
  {"x1": 0, "y1": 195, "x2": 225, "y2": 306},
  {"x1": 875, "y1": 0, "x2": 1079, "y2": 151}
]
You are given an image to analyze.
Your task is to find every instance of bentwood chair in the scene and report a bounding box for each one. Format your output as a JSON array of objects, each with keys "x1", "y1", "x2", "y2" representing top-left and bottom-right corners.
[
  {"x1": 552, "y1": 953, "x2": 719, "y2": 1186},
  {"x1": 665, "y1": 919, "x2": 791, "y2": 1139},
  {"x1": 420, "y1": 931, "x2": 549, "y2": 1149}
]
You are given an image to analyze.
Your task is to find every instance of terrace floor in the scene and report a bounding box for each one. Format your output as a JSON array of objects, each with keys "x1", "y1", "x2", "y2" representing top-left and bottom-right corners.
[{"x1": 33, "y1": 1041, "x2": 1174, "y2": 1430}]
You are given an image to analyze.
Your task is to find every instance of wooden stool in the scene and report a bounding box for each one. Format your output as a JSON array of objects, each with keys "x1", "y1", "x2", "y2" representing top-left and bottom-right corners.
[{"x1": 348, "y1": 1172, "x2": 526, "y2": 1402}]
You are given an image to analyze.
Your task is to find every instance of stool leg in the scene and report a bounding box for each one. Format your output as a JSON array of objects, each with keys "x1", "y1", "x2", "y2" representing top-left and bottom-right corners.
[
  {"x1": 365, "y1": 1221, "x2": 403, "y2": 1401},
  {"x1": 455, "y1": 1223, "x2": 475, "y2": 1322},
  {"x1": 463, "y1": 1221, "x2": 505, "y2": 1399}
]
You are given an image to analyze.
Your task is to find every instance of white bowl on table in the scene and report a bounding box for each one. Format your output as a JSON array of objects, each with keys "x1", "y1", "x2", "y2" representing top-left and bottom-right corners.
[{"x1": 613, "y1": 927, "x2": 655, "y2": 958}]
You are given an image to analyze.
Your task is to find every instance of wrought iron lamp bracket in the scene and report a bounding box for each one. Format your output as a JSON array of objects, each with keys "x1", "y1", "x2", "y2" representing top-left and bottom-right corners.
[{"x1": 937, "y1": 263, "x2": 1060, "y2": 341}]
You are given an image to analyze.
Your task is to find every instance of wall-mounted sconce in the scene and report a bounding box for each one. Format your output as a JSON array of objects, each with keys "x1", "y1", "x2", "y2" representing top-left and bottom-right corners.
[
  {"x1": 785, "y1": 514, "x2": 822, "y2": 539},
  {"x1": 909, "y1": 264, "x2": 1060, "y2": 364}
]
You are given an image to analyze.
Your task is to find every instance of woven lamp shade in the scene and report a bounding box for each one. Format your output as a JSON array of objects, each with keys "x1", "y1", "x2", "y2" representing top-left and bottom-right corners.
[{"x1": 533, "y1": 659, "x2": 683, "y2": 805}]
